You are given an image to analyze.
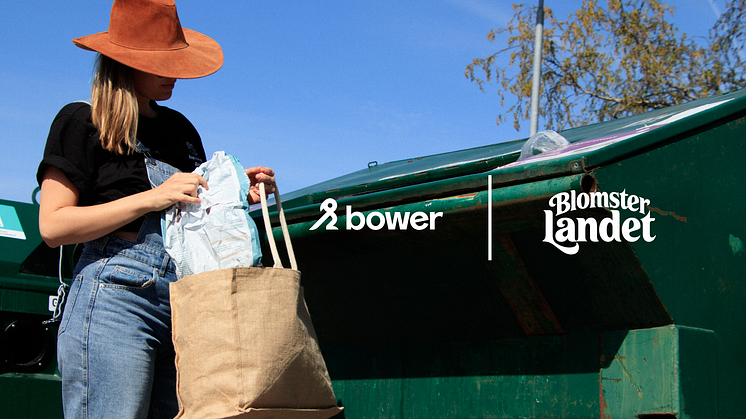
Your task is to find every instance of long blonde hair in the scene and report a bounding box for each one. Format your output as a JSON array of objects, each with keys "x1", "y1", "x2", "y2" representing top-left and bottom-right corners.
[{"x1": 91, "y1": 54, "x2": 139, "y2": 155}]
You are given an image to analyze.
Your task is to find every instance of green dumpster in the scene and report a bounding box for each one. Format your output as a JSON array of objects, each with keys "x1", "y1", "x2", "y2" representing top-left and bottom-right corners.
[
  {"x1": 0, "y1": 198, "x2": 73, "y2": 418},
  {"x1": 257, "y1": 87, "x2": 746, "y2": 418}
]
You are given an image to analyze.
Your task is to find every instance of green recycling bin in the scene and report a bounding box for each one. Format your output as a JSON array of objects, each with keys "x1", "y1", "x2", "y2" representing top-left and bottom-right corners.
[
  {"x1": 255, "y1": 88, "x2": 746, "y2": 418},
  {"x1": 0, "y1": 198, "x2": 74, "y2": 418}
]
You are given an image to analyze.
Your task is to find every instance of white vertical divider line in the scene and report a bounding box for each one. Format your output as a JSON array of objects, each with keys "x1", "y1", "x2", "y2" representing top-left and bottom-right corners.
[{"x1": 488, "y1": 175, "x2": 492, "y2": 261}]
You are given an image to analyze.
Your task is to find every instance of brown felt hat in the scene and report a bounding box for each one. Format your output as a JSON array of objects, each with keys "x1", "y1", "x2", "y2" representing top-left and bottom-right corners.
[{"x1": 73, "y1": 0, "x2": 223, "y2": 79}]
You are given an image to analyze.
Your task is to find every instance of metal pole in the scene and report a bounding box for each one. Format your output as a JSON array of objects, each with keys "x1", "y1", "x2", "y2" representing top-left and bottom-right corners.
[{"x1": 529, "y1": 0, "x2": 544, "y2": 136}]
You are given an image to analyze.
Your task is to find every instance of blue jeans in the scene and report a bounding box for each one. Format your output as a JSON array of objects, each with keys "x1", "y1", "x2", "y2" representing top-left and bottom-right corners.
[
  {"x1": 58, "y1": 152, "x2": 183, "y2": 419},
  {"x1": 57, "y1": 213, "x2": 178, "y2": 419}
]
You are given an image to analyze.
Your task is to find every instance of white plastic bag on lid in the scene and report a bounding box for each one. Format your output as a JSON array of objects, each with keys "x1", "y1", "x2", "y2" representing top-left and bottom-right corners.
[{"x1": 518, "y1": 130, "x2": 570, "y2": 161}]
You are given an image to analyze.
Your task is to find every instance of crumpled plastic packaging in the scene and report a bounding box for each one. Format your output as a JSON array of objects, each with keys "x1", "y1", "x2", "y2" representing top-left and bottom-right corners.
[
  {"x1": 163, "y1": 151, "x2": 262, "y2": 278},
  {"x1": 518, "y1": 130, "x2": 570, "y2": 161}
]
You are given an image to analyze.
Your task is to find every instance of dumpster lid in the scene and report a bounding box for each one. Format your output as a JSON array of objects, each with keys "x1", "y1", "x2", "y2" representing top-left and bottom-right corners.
[{"x1": 279, "y1": 88, "x2": 746, "y2": 210}]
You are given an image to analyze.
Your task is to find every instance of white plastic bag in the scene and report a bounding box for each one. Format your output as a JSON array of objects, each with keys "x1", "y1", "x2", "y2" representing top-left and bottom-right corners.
[
  {"x1": 518, "y1": 130, "x2": 570, "y2": 161},
  {"x1": 164, "y1": 151, "x2": 262, "y2": 278}
]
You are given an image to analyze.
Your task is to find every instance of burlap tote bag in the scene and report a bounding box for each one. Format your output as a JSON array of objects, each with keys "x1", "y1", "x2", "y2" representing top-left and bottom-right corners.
[{"x1": 170, "y1": 183, "x2": 342, "y2": 419}]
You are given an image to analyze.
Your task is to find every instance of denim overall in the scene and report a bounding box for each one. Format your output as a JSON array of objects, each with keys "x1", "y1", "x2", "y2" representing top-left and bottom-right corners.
[{"x1": 57, "y1": 146, "x2": 183, "y2": 419}]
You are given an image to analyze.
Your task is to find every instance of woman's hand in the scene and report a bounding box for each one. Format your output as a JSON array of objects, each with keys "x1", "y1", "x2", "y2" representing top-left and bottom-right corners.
[
  {"x1": 244, "y1": 166, "x2": 275, "y2": 204},
  {"x1": 149, "y1": 172, "x2": 209, "y2": 210}
]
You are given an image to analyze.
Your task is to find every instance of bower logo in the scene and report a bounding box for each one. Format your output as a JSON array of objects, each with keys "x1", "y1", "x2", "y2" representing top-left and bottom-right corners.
[
  {"x1": 543, "y1": 190, "x2": 656, "y2": 255},
  {"x1": 310, "y1": 198, "x2": 443, "y2": 231}
]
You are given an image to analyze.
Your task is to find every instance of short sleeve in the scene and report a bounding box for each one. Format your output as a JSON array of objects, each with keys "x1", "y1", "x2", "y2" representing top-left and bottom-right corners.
[{"x1": 36, "y1": 103, "x2": 97, "y2": 200}]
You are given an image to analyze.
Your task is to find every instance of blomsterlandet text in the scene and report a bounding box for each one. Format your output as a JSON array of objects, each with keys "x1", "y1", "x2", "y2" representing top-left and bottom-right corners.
[{"x1": 543, "y1": 190, "x2": 656, "y2": 255}]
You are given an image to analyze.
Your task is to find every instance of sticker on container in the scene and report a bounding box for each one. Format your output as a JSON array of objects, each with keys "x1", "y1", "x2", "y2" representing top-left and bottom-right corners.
[
  {"x1": 0, "y1": 205, "x2": 26, "y2": 240},
  {"x1": 49, "y1": 295, "x2": 58, "y2": 312}
]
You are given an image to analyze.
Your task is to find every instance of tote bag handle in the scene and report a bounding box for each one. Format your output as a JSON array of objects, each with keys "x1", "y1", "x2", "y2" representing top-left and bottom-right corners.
[{"x1": 259, "y1": 182, "x2": 298, "y2": 270}]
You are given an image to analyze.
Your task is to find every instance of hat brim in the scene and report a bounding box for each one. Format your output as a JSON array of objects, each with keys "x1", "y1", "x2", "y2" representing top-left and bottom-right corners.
[{"x1": 73, "y1": 28, "x2": 223, "y2": 79}]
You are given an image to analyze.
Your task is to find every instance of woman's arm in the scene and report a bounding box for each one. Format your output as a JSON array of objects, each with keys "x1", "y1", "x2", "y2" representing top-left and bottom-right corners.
[{"x1": 38, "y1": 166, "x2": 208, "y2": 248}]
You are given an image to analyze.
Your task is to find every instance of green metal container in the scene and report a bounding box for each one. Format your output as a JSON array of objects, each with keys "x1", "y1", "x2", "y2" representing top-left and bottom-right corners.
[
  {"x1": 0, "y1": 198, "x2": 72, "y2": 418},
  {"x1": 257, "y1": 88, "x2": 746, "y2": 418}
]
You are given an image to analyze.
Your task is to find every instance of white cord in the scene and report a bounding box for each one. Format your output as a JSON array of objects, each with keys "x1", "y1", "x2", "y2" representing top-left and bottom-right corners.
[{"x1": 45, "y1": 245, "x2": 69, "y2": 324}]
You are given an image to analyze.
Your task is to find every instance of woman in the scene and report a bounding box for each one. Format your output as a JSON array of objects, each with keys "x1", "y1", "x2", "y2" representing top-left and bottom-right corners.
[{"x1": 36, "y1": 1, "x2": 274, "y2": 417}]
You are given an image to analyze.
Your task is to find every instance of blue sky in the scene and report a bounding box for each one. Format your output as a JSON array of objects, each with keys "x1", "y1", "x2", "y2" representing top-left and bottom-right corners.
[{"x1": 0, "y1": 0, "x2": 727, "y2": 204}]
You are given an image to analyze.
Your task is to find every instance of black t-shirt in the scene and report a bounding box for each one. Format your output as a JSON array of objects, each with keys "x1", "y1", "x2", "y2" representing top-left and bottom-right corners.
[{"x1": 37, "y1": 101, "x2": 207, "y2": 231}]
